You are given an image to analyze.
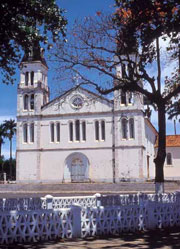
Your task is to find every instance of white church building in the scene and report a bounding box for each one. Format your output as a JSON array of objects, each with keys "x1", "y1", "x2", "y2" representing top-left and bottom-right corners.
[{"x1": 16, "y1": 46, "x2": 157, "y2": 183}]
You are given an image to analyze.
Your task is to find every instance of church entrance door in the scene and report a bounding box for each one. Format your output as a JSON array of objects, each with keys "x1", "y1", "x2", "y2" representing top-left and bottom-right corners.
[
  {"x1": 71, "y1": 158, "x2": 85, "y2": 182},
  {"x1": 64, "y1": 153, "x2": 89, "y2": 182}
]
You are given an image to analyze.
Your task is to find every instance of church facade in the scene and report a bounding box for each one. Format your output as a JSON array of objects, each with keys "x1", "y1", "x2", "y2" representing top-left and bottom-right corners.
[{"x1": 16, "y1": 48, "x2": 157, "y2": 183}]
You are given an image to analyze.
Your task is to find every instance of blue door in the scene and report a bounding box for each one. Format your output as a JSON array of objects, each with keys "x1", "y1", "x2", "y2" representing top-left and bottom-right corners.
[{"x1": 71, "y1": 158, "x2": 86, "y2": 182}]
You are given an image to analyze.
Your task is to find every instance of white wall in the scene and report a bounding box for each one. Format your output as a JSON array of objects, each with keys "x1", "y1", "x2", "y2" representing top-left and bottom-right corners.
[
  {"x1": 40, "y1": 149, "x2": 113, "y2": 183},
  {"x1": 17, "y1": 151, "x2": 39, "y2": 181},
  {"x1": 144, "y1": 119, "x2": 157, "y2": 179},
  {"x1": 164, "y1": 147, "x2": 180, "y2": 180}
]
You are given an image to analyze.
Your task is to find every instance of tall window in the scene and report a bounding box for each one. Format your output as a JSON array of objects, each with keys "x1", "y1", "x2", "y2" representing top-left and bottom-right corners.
[
  {"x1": 24, "y1": 94, "x2": 28, "y2": 110},
  {"x1": 121, "y1": 91, "x2": 126, "y2": 105},
  {"x1": 82, "y1": 121, "x2": 86, "y2": 141},
  {"x1": 30, "y1": 71, "x2": 34, "y2": 85},
  {"x1": 43, "y1": 94, "x2": 47, "y2": 105},
  {"x1": 30, "y1": 123, "x2": 34, "y2": 143},
  {"x1": 50, "y1": 123, "x2": 55, "y2": 142},
  {"x1": 75, "y1": 120, "x2": 80, "y2": 141},
  {"x1": 30, "y1": 94, "x2": 34, "y2": 110},
  {"x1": 25, "y1": 72, "x2": 29, "y2": 86},
  {"x1": 122, "y1": 119, "x2": 128, "y2": 139},
  {"x1": 128, "y1": 92, "x2": 133, "y2": 104},
  {"x1": 166, "y1": 153, "x2": 172, "y2": 165},
  {"x1": 23, "y1": 123, "x2": 28, "y2": 143},
  {"x1": 101, "y1": 120, "x2": 105, "y2": 141},
  {"x1": 69, "y1": 122, "x2": 73, "y2": 141},
  {"x1": 56, "y1": 122, "x2": 60, "y2": 142},
  {"x1": 129, "y1": 118, "x2": 135, "y2": 139},
  {"x1": 95, "y1": 121, "x2": 99, "y2": 140}
]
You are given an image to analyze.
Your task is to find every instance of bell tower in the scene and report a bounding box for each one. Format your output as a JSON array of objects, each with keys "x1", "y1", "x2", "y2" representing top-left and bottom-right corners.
[
  {"x1": 16, "y1": 43, "x2": 49, "y2": 182},
  {"x1": 113, "y1": 54, "x2": 143, "y2": 111},
  {"x1": 17, "y1": 42, "x2": 49, "y2": 116}
]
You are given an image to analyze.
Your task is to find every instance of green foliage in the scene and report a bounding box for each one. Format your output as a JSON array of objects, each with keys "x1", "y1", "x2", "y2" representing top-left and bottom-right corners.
[
  {"x1": 165, "y1": 69, "x2": 180, "y2": 119},
  {"x1": 3, "y1": 119, "x2": 16, "y2": 141},
  {"x1": 0, "y1": 124, "x2": 7, "y2": 158},
  {"x1": 0, "y1": 0, "x2": 67, "y2": 84},
  {"x1": 0, "y1": 119, "x2": 16, "y2": 177},
  {"x1": 0, "y1": 158, "x2": 16, "y2": 181},
  {"x1": 114, "y1": 0, "x2": 180, "y2": 69}
]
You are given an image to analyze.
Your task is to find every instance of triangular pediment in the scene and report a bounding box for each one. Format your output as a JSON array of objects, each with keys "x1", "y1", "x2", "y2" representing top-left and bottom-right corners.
[{"x1": 41, "y1": 87, "x2": 113, "y2": 116}]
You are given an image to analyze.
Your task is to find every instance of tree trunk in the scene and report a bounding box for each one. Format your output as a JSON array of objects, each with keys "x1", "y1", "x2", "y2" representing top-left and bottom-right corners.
[
  {"x1": 0, "y1": 142, "x2": 1, "y2": 158},
  {"x1": 154, "y1": 102, "x2": 166, "y2": 193},
  {"x1": 10, "y1": 138, "x2": 12, "y2": 180}
]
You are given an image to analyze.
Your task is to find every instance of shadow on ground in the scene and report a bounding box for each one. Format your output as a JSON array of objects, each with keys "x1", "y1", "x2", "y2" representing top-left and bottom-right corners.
[{"x1": 1, "y1": 227, "x2": 180, "y2": 249}]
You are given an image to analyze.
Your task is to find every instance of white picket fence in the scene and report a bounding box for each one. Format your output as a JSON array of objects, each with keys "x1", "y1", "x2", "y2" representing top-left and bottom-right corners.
[
  {"x1": 0, "y1": 208, "x2": 73, "y2": 244},
  {"x1": 81, "y1": 201, "x2": 180, "y2": 237},
  {"x1": 0, "y1": 192, "x2": 180, "y2": 244}
]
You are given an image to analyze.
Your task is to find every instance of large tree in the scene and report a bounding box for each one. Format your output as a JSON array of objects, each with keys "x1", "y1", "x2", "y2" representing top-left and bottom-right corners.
[
  {"x1": 0, "y1": 0, "x2": 67, "y2": 84},
  {"x1": 3, "y1": 119, "x2": 16, "y2": 180},
  {"x1": 0, "y1": 124, "x2": 7, "y2": 159},
  {"x1": 51, "y1": 0, "x2": 180, "y2": 193}
]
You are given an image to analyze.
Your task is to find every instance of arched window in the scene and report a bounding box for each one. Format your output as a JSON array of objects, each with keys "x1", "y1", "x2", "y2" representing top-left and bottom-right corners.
[
  {"x1": 167, "y1": 153, "x2": 172, "y2": 165},
  {"x1": 75, "y1": 120, "x2": 80, "y2": 141},
  {"x1": 30, "y1": 123, "x2": 34, "y2": 143},
  {"x1": 128, "y1": 92, "x2": 133, "y2": 104},
  {"x1": 129, "y1": 118, "x2": 135, "y2": 139},
  {"x1": 23, "y1": 123, "x2": 28, "y2": 143},
  {"x1": 69, "y1": 122, "x2": 73, "y2": 142},
  {"x1": 95, "y1": 121, "x2": 99, "y2": 140},
  {"x1": 56, "y1": 122, "x2": 60, "y2": 142},
  {"x1": 30, "y1": 94, "x2": 34, "y2": 110},
  {"x1": 122, "y1": 119, "x2": 128, "y2": 139},
  {"x1": 30, "y1": 71, "x2": 34, "y2": 85},
  {"x1": 25, "y1": 72, "x2": 29, "y2": 86},
  {"x1": 121, "y1": 91, "x2": 126, "y2": 105},
  {"x1": 101, "y1": 120, "x2": 105, "y2": 141},
  {"x1": 50, "y1": 123, "x2": 55, "y2": 142},
  {"x1": 24, "y1": 94, "x2": 28, "y2": 110},
  {"x1": 82, "y1": 121, "x2": 86, "y2": 141}
]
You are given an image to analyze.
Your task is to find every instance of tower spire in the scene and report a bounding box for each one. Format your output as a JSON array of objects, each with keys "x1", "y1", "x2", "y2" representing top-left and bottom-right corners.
[{"x1": 21, "y1": 41, "x2": 48, "y2": 68}]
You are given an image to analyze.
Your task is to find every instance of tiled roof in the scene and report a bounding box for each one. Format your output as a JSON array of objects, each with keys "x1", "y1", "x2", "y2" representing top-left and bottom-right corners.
[
  {"x1": 155, "y1": 135, "x2": 180, "y2": 147},
  {"x1": 145, "y1": 118, "x2": 158, "y2": 135},
  {"x1": 166, "y1": 135, "x2": 180, "y2": 147}
]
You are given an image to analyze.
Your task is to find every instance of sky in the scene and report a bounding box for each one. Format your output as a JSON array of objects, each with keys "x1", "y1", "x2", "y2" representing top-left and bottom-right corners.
[{"x1": 0, "y1": 0, "x2": 179, "y2": 159}]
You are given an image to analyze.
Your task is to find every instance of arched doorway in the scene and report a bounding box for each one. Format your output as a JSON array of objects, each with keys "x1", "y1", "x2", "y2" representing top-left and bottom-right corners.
[{"x1": 64, "y1": 153, "x2": 89, "y2": 182}]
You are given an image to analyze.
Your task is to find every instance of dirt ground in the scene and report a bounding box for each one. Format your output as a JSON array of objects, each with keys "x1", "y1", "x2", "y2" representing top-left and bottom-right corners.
[{"x1": 1, "y1": 228, "x2": 180, "y2": 249}]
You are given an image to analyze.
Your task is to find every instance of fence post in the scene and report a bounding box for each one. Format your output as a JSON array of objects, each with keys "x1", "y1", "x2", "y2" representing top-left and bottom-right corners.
[
  {"x1": 147, "y1": 200, "x2": 156, "y2": 230},
  {"x1": 175, "y1": 191, "x2": 180, "y2": 204},
  {"x1": 71, "y1": 204, "x2": 82, "y2": 238},
  {"x1": 45, "y1": 195, "x2": 53, "y2": 209},
  {"x1": 3, "y1": 173, "x2": 7, "y2": 184},
  {"x1": 138, "y1": 192, "x2": 145, "y2": 207},
  {"x1": 94, "y1": 193, "x2": 102, "y2": 207}
]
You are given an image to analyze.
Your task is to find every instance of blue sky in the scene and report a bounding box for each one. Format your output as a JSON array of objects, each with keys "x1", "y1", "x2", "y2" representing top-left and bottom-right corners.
[{"x1": 0, "y1": 0, "x2": 179, "y2": 159}]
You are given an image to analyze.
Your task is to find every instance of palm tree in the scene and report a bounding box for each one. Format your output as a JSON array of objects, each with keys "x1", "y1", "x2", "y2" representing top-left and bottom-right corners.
[
  {"x1": 0, "y1": 124, "x2": 7, "y2": 159},
  {"x1": 3, "y1": 119, "x2": 16, "y2": 180}
]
